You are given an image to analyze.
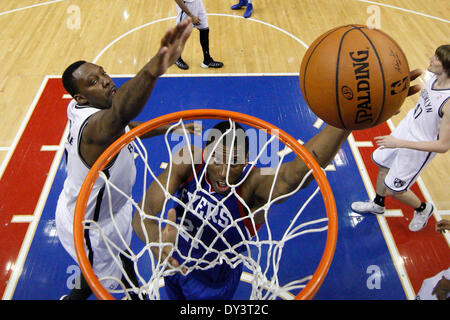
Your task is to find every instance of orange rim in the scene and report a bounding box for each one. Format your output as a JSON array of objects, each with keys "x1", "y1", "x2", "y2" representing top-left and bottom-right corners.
[{"x1": 74, "y1": 109, "x2": 337, "y2": 300}]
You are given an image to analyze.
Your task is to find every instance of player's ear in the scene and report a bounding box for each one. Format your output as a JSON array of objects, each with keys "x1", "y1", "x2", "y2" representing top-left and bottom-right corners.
[{"x1": 73, "y1": 93, "x2": 88, "y2": 105}]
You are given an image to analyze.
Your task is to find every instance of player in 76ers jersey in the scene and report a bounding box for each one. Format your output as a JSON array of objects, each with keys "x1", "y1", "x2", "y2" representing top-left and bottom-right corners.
[
  {"x1": 352, "y1": 44, "x2": 450, "y2": 232},
  {"x1": 163, "y1": 158, "x2": 261, "y2": 299}
]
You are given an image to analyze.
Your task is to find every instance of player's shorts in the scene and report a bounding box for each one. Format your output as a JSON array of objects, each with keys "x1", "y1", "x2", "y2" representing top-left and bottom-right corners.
[
  {"x1": 164, "y1": 263, "x2": 243, "y2": 300},
  {"x1": 176, "y1": 0, "x2": 209, "y2": 30},
  {"x1": 372, "y1": 119, "x2": 436, "y2": 193},
  {"x1": 55, "y1": 196, "x2": 133, "y2": 291}
]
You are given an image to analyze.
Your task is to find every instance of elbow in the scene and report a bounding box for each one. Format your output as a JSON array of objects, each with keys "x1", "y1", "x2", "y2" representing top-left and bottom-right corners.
[{"x1": 437, "y1": 143, "x2": 450, "y2": 153}]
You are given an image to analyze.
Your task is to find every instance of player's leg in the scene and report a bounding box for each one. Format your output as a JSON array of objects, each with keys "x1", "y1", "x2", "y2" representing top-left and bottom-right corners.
[
  {"x1": 381, "y1": 148, "x2": 435, "y2": 231},
  {"x1": 386, "y1": 188, "x2": 434, "y2": 232},
  {"x1": 244, "y1": 0, "x2": 253, "y2": 18},
  {"x1": 351, "y1": 165, "x2": 388, "y2": 214},
  {"x1": 119, "y1": 252, "x2": 143, "y2": 300},
  {"x1": 174, "y1": 3, "x2": 190, "y2": 70},
  {"x1": 60, "y1": 273, "x2": 93, "y2": 300},
  {"x1": 351, "y1": 144, "x2": 401, "y2": 214},
  {"x1": 195, "y1": 1, "x2": 223, "y2": 68}
]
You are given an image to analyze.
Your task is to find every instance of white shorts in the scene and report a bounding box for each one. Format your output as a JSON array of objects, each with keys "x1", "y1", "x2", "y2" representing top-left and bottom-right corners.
[
  {"x1": 372, "y1": 119, "x2": 436, "y2": 192},
  {"x1": 176, "y1": 0, "x2": 208, "y2": 30},
  {"x1": 55, "y1": 195, "x2": 133, "y2": 291}
]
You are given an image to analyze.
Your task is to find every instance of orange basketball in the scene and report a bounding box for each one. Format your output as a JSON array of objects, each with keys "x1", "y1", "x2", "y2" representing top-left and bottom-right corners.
[{"x1": 300, "y1": 25, "x2": 410, "y2": 130}]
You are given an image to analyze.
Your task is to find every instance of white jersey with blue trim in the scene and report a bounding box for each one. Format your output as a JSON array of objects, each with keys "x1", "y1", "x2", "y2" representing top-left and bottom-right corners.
[
  {"x1": 404, "y1": 74, "x2": 450, "y2": 141},
  {"x1": 55, "y1": 99, "x2": 136, "y2": 289},
  {"x1": 59, "y1": 99, "x2": 136, "y2": 224}
]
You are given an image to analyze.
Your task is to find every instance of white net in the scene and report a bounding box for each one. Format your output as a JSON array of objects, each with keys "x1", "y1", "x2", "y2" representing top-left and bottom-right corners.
[{"x1": 81, "y1": 118, "x2": 333, "y2": 300}]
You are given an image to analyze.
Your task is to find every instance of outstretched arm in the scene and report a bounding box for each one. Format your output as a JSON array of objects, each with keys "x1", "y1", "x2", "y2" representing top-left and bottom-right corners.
[
  {"x1": 81, "y1": 19, "x2": 193, "y2": 166},
  {"x1": 250, "y1": 126, "x2": 350, "y2": 208},
  {"x1": 132, "y1": 146, "x2": 201, "y2": 266},
  {"x1": 249, "y1": 69, "x2": 423, "y2": 222},
  {"x1": 374, "y1": 100, "x2": 450, "y2": 153},
  {"x1": 128, "y1": 121, "x2": 202, "y2": 139}
]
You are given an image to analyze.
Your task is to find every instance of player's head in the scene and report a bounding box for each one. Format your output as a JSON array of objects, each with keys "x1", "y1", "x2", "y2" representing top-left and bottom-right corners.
[
  {"x1": 62, "y1": 61, "x2": 116, "y2": 108},
  {"x1": 428, "y1": 45, "x2": 450, "y2": 76},
  {"x1": 204, "y1": 121, "x2": 249, "y2": 194}
]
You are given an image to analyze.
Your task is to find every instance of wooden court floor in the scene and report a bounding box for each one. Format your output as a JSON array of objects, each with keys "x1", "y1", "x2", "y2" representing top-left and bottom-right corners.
[{"x1": 0, "y1": 0, "x2": 448, "y2": 299}]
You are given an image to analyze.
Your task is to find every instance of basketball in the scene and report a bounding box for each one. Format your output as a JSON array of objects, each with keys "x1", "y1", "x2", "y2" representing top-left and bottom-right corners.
[{"x1": 300, "y1": 25, "x2": 410, "y2": 130}]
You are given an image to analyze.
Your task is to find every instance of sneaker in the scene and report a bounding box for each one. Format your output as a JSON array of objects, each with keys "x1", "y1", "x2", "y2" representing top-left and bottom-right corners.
[
  {"x1": 243, "y1": 3, "x2": 253, "y2": 18},
  {"x1": 351, "y1": 201, "x2": 385, "y2": 215},
  {"x1": 231, "y1": 0, "x2": 248, "y2": 10},
  {"x1": 201, "y1": 59, "x2": 223, "y2": 69},
  {"x1": 409, "y1": 203, "x2": 434, "y2": 232},
  {"x1": 175, "y1": 58, "x2": 189, "y2": 70}
]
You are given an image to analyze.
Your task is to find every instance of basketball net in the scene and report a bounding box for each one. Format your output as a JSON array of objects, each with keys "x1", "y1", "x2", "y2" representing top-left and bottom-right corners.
[{"x1": 74, "y1": 110, "x2": 337, "y2": 300}]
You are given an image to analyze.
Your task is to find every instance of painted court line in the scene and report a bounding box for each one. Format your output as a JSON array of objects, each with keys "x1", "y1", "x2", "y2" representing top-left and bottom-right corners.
[{"x1": 347, "y1": 132, "x2": 415, "y2": 299}]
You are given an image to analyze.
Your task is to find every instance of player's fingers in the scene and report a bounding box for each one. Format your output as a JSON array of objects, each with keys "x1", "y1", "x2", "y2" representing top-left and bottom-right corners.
[
  {"x1": 160, "y1": 27, "x2": 175, "y2": 48},
  {"x1": 174, "y1": 18, "x2": 192, "y2": 41},
  {"x1": 409, "y1": 68, "x2": 423, "y2": 81},
  {"x1": 166, "y1": 208, "x2": 177, "y2": 230},
  {"x1": 168, "y1": 256, "x2": 180, "y2": 268},
  {"x1": 408, "y1": 84, "x2": 422, "y2": 97}
]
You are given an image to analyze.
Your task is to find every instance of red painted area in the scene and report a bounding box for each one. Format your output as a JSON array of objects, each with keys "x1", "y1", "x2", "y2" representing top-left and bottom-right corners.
[
  {"x1": 0, "y1": 78, "x2": 69, "y2": 297},
  {"x1": 353, "y1": 126, "x2": 450, "y2": 294}
]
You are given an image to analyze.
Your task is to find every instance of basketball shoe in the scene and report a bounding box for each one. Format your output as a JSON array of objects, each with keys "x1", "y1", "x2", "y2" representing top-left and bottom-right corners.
[
  {"x1": 231, "y1": 0, "x2": 248, "y2": 10},
  {"x1": 351, "y1": 201, "x2": 385, "y2": 215},
  {"x1": 175, "y1": 57, "x2": 189, "y2": 70},
  {"x1": 409, "y1": 203, "x2": 434, "y2": 232},
  {"x1": 201, "y1": 58, "x2": 223, "y2": 69},
  {"x1": 244, "y1": 3, "x2": 253, "y2": 18}
]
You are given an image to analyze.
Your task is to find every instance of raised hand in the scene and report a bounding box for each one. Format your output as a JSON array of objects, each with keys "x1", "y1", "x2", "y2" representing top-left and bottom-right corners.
[
  {"x1": 149, "y1": 18, "x2": 193, "y2": 78},
  {"x1": 407, "y1": 68, "x2": 424, "y2": 97},
  {"x1": 436, "y1": 219, "x2": 450, "y2": 234}
]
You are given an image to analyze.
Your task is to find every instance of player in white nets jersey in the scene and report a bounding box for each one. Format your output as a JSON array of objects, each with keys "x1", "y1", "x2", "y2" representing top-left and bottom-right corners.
[
  {"x1": 56, "y1": 19, "x2": 193, "y2": 300},
  {"x1": 352, "y1": 44, "x2": 450, "y2": 232}
]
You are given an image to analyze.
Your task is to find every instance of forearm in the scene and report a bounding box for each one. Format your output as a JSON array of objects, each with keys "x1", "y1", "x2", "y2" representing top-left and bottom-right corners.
[
  {"x1": 280, "y1": 125, "x2": 350, "y2": 191},
  {"x1": 396, "y1": 139, "x2": 449, "y2": 153},
  {"x1": 132, "y1": 212, "x2": 161, "y2": 244},
  {"x1": 175, "y1": 0, "x2": 193, "y2": 16},
  {"x1": 110, "y1": 60, "x2": 159, "y2": 125},
  {"x1": 303, "y1": 126, "x2": 351, "y2": 168},
  {"x1": 129, "y1": 122, "x2": 174, "y2": 139}
]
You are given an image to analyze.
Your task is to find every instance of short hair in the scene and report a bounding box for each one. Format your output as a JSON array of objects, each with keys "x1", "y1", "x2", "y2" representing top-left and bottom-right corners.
[
  {"x1": 62, "y1": 60, "x2": 86, "y2": 97},
  {"x1": 435, "y1": 45, "x2": 450, "y2": 76},
  {"x1": 205, "y1": 121, "x2": 249, "y2": 164}
]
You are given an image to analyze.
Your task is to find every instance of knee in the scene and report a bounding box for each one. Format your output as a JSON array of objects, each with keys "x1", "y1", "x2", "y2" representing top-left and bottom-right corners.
[{"x1": 386, "y1": 188, "x2": 405, "y2": 198}]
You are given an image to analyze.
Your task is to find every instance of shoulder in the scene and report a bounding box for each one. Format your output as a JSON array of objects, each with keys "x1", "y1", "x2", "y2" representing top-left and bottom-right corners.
[
  {"x1": 440, "y1": 97, "x2": 450, "y2": 118},
  {"x1": 67, "y1": 100, "x2": 98, "y2": 123},
  {"x1": 240, "y1": 167, "x2": 266, "y2": 204}
]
